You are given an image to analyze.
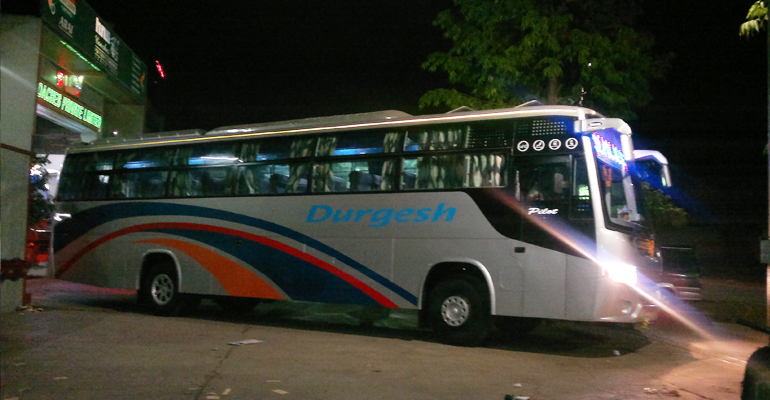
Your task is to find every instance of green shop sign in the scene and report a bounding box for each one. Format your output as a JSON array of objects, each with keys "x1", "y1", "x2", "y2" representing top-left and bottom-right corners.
[
  {"x1": 40, "y1": 0, "x2": 147, "y2": 103},
  {"x1": 37, "y1": 82, "x2": 103, "y2": 130}
]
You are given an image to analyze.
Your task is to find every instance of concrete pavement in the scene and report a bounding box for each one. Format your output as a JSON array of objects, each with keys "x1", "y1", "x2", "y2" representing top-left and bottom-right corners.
[{"x1": 1, "y1": 277, "x2": 767, "y2": 400}]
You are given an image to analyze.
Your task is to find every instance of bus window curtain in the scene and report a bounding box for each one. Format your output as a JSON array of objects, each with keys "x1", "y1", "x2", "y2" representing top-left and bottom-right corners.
[
  {"x1": 414, "y1": 126, "x2": 469, "y2": 151},
  {"x1": 237, "y1": 142, "x2": 261, "y2": 194},
  {"x1": 468, "y1": 154, "x2": 504, "y2": 188},
  {"x1": 313, "y1": 137, "x2": 338, "y2": 192},
  {"x1": 379, "y1": 132, "x2": 399, "y2": 190},
  {"x1": 287, "y1": 138, "x2": 314, "y2": 193},
  {"x1": 170, "y1": 147, "x2": 193, "y2": 197},
  {"x1": 413, "y1": 126, "x2": 468, "y2": 189},
  {"x1": 416, "y1": 154, "x2": 465, "y2": 189}
]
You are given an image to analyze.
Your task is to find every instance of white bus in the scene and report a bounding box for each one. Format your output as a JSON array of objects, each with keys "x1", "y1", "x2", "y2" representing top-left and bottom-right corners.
[
  {"x1": 53, "y1": 105, "x2": 659, "y2": 346},
  {"x1": 633, "y1": 150, "x2": 672, "y2": 189}
]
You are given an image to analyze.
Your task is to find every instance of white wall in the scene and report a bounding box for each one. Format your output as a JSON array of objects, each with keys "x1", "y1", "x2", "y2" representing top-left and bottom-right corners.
[{"x1": 1, "y1": 16, "x2": 42, "y2": 312}]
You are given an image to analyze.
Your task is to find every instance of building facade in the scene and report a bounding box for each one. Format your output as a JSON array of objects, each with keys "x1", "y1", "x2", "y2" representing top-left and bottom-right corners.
[{"x1": 1, "y1": 0, "x2": 154, "y2": 310}]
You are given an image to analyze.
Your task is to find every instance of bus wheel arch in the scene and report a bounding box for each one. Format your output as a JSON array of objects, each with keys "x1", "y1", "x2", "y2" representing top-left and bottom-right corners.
[
  {"x1": 138, "y1": 252, "x2": 184, "y2": 316},
  {"x1": 420, "y1": 262, "x2": 493, "y2": 346}
]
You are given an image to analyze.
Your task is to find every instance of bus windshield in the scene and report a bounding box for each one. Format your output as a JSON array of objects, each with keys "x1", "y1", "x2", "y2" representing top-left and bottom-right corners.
[{"x1": 597, "y1": 159, "x2": 649, "y2": 229}]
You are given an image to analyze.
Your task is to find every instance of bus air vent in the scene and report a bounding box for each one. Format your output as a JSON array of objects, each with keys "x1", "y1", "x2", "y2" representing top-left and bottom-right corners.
[
  {"x1": 517, "y1": 118, "x2": 571, "y2": 137},
  {"x1": 466, "y1": 124, "x2": 512, "y2": 148}
]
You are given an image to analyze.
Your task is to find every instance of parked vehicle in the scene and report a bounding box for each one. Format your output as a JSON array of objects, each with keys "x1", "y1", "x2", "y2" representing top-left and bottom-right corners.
[
  {"x1": 743, "y1": 346, "x2": 770, "y2": 400},
  {"x1": 658, "y1": 246, "x2": 702, "y2": 301}
]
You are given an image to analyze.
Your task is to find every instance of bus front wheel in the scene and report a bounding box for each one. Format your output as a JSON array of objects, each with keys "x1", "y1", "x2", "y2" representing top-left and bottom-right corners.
[
  {"x1": 141, "y1": 263, "x2": 182, "y2": 316},
  {"x1": 428, "y1": 278, "x2": 490, "y2": 346}
]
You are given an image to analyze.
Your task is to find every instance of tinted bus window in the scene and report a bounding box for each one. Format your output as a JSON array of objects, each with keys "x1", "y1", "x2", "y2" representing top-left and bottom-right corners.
[
  {"x1": 57, "y1": 152, "x2": 116, "y2": 200},
  {"x1": 175, "y1": 143, "x2": 240, "y2": 166},
  {"x1": 316, "y1": 131, "x2": 399, "y2": 156},
  {"x1": 62, "y1": 152, "x2": 116, "y2": 172},
  {"x1": 402, "y1": 153, "x2": 506, "y2": 190},
  {"x1": 240, "y1": 137, "x2": 316, "y2": 161},
  {"x1": 312, "y1": 158, "x2": 395, "y2": 193},
  {"x1": 115, "y1": 147, "x2": 174, "y2": 169},
  {"x1": 110, "y1": 170, "x2": 168, "y2": 198},
  {"x1": 237, "y1": 163, "x2": 308, "y2": 195},
  {"x1": 404, "y1": 125, "x2": 469, "y2": 151},
  {"x1": 515, "y1": 157, "x2": 571, "y2": 203},
  {"x1": 170, "y1": 167, "x2": 234, "y2": 197}
]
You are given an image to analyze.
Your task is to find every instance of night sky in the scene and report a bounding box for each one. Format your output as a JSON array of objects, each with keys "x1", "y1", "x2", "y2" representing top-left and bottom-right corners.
[{"x1": 74, "y1": 1, "x2": 769, "y2": 271}]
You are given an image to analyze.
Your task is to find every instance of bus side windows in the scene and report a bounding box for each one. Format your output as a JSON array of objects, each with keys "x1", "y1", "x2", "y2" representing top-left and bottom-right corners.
[
  {"x1": 58, "y1": 173, "x2": 108, "y2": 200},
  {"x1": 237, "y1": 163, "x2": 308, "y2": 195},
  {"x1": 401, "y1": 153, "x2": 506, "y2": 190},
  {"x1": 57, "y1": 152, "x2": 116, "y2": 200},
  {"x1": 349, "y1": 171, "x2": 381, "y2": 191},
  {"x1": 404, "y1": 126, "x2": 469, "y2": 151},
  {"x1": 311, "y1": 159, "x2": 394, "y2": 193},
  {"x1": 115, "y1": 148, "x2": 174, "y2": 170},
  {"x1": 110, "y1": 170, "x2": 168, "y2": 199},
  {"x1": 237, "y1": 165, "x2": 272, "y2": 195},
  {"x1": 175, "y1": 143, "x2": 240, "y2": 166},
  {"x1": 85, "y1": 174, "x2": 111, "y2": 199},
  {"x1": 170, "y1": 167, "x2": 235, "y2": 197}
]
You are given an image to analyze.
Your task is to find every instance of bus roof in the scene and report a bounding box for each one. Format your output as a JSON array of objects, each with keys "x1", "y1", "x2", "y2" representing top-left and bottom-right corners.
[
  {"x1": 68, "y1": 105, "x2": 602, "y2": 153},
  {"x1": 207, "y1": 105, "x2": 601, "y2": 137}
]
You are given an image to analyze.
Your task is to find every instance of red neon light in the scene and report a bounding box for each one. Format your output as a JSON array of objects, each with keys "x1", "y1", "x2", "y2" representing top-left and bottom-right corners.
[
  {"x1": 155, "y1": 60, "x2": 166, "y2": 79},
  {"x1": 56, "y1": 71, "x2": 64, "y2": 87}
]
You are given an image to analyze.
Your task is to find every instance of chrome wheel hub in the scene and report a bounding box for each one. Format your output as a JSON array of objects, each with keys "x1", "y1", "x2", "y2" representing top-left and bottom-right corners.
[
  {"x1": 441, "y1": 296, "x2": 469, "y2": 327},
  {"x1": 151, "y1": 274, "x2": 174, "y2": 305}
]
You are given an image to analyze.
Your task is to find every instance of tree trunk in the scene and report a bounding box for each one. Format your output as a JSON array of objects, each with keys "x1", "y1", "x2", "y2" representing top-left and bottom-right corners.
[{"x1": 546, "y1": 75, "x2": 561, "y2": 105}]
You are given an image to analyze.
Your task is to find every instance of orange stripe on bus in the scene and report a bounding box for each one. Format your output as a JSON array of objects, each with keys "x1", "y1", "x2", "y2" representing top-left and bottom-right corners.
[{"x1": 136, "y1": 238, "x2": 284, "y2": 300}]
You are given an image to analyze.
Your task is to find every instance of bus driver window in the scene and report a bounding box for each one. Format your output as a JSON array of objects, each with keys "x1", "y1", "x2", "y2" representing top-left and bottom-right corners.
[{"x1": 516, "y1": 161, "x2": 571, "y2": 204}]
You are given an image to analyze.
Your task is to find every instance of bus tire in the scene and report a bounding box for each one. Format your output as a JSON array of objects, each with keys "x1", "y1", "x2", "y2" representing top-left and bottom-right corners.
[
  {"x1": 428, "y1": 278, "x2": 490, "y2": 346},
  {"x1": 141, "y1": 262, "x2": 182, "y2": 316}
]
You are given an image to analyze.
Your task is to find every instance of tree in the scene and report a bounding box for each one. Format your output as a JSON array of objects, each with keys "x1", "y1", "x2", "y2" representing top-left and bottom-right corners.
[
  {"x1": 28, "y1": 155, "x2": 55, "y2": 226},
  {"x1": 640, "y1": 183, "x2": 687, "y2": 234},
  {"x1": 420, "y1": 0, "x2": 671, "y2": 120},
  {"x1": 739, "y1": 1, "x2": 767, "y2": 37}
]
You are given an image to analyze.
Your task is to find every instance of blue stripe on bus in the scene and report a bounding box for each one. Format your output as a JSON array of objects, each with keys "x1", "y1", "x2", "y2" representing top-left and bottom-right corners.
[
  {"x1": 54, "y1": 202, "x2": 418, "y2": 305},
  {"x1": 149, "y1": 227, "x2": 382, "y2": 306}
]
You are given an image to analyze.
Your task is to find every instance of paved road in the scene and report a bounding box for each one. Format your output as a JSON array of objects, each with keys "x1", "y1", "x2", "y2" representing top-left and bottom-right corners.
[{"x1": 1, "y1": 278, "x2": 767, "y2": 400}]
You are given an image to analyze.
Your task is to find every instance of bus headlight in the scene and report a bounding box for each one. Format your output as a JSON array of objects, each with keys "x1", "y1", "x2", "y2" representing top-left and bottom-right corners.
[{"x1": 603, "y1": 262, "x2": 638, "y2": 286}]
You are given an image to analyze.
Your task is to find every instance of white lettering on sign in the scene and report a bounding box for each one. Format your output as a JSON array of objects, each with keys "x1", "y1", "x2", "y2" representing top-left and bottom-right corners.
[
  {"x1": 58, "y1": 17, "x2": 73, "y2": 36},
  {"x1": 528, "y1": 207, "x2": 559, "y2": 215},
  {"x1": 533, "y1": 140, "x2": 545, "y2": 151},
  {"x1": 37, "y1": 82, "x2": 102, "y2": 129},
  {"x1": 95, "y1": 18, "x2": 111, "y2": 42},
  {"x1": 517, "y1": 141, "x2": 530, "y2": 152},
  {"x1": 565, "y1": 137, "x2": 579, "y2": 149}
]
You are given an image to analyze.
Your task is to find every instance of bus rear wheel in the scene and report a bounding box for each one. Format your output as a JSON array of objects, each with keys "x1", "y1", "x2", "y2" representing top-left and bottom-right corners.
[
  {"x1": 141, "y1": 262, "x2": 182, "y2": 316},
  {"x1": 428, "y1": 278, "x2": 490, "y2": 346}
]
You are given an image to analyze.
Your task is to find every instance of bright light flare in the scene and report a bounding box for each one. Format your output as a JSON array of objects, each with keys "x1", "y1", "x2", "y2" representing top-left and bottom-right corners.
[
  {"x1": 488, "y1": 189, "x2": 717, "y2": 340},
  {"x1": 53, "y1": 213, "x2": 71, "y2": 221},
  {"x1": 603, "y1": 262, "x2": 638, "y2": 286},
  {"x1": 632, "y1": 273, "x2": 717, "y2": 340}
]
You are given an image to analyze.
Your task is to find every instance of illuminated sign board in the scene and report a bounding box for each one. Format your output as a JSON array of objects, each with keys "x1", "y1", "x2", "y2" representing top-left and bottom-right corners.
[
  {"x1": 592, "y1": 132, "x2": 626, "y2": 170},
  {"x1": 40, "y1": 0, "x2": 147, "y2": 102},
  {"x1": 37, "y1": 82, "x2": 102, "y2": 131}
]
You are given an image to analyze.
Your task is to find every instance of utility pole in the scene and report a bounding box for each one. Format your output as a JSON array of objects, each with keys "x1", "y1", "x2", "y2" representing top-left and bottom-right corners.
[{"x1": 765, "y1": 23, "x2": 769, "y2": 328}]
